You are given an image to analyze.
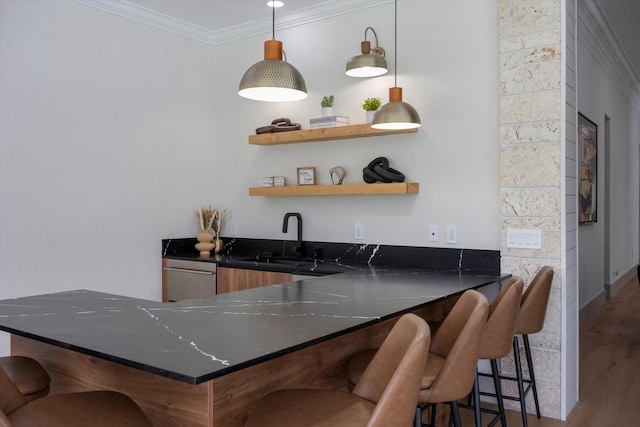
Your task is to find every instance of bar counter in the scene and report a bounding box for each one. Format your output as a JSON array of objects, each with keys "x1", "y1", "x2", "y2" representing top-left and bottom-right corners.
[{"x1": 0, "y1": 267, "x2": 505, "y2": 427}]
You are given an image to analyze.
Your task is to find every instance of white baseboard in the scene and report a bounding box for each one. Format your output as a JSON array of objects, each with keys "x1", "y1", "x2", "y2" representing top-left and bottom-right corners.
[{"x1": 605, "y1": 264, "x2": 639, "y2": 298}]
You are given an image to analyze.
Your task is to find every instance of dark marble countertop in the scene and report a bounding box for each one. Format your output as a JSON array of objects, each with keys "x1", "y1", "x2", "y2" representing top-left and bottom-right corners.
[
  {"x1": 0, "y1": 268, "x2": 505, "y2": 385},
  {"x1": 163, "y1": 237, "x2": 502, "y2": 276}
]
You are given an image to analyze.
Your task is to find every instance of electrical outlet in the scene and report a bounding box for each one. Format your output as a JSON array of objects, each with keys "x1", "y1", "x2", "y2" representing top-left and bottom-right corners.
[
  {"x1": 354, "y1": 222, "x2": 364, "y2": 240},
  {"x1": 429, "y1": 225, "x2": 439, "y2": 242},
  {"x1": 229, "y1": 221, "x2": 238, "y2": 236},
  {"x1": 446, "y1": 225, "x2": 457, "y2": 244}
]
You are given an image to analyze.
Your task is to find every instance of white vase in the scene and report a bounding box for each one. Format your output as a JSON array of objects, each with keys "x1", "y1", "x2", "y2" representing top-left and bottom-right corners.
[
  {"x1": 322, "y1": 107, "x2": 333, "y2": 117},
  {"x1": 366, "y1": 110, "x2": 377, "y2": 123}
]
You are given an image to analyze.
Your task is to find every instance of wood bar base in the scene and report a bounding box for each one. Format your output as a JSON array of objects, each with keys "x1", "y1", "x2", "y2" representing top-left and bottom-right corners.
[{"x1": 11, "y1": 299, "x2": 456, "y2": 427}]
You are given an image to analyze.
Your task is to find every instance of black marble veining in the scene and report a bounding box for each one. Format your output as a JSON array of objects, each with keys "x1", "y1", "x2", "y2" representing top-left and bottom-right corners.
[
  {"x1": 163, "y1": 237, "x2": 500, "y2": 276},
  {"x1": 0, "y1": 268, "x2": 505, "y2": 385}
]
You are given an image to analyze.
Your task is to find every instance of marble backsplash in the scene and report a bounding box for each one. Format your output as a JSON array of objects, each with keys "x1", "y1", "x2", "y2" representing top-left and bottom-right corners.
[{"x1": 163, "y1": 237, "x2": 500, "y2": 275}]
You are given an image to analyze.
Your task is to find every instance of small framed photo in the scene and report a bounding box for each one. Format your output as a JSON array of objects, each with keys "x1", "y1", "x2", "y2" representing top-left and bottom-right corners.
[{"x1": 297, "y1": 167, "x2": 316, "y2": 185}]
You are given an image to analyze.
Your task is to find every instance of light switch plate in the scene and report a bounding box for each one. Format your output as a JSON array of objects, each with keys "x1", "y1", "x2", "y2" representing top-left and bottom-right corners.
[{"x1": 507, "y1": 228, "x2": 542, "y2": 249}]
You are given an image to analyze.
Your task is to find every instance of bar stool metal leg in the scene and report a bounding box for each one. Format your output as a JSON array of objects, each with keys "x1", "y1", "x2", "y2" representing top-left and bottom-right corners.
[
  {"x1": 472, "y1": 373, "x2": 482, "y2": 427},
  {"x1": 415, "y1": 403, "x2": 440, "y2": 427},
  {"x1": 522, "y1": 334, "x2": 541, "y2": 419},
  {"x1": 450, "y1": 401, "x2": 462, "y2": 427},
  {"x1": 490, "y1": 358, "x2": 507, "y2": 427},
  {"x1": 513, "y1": 335, "x2": 529, "y2": 427},
  {"x1": 431, "y1": 404, "x2": 437, "y2": 427}
]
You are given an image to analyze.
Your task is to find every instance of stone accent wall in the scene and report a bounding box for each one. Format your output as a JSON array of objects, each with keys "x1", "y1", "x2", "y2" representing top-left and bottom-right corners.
[{"x1": 498, "y1": 0, "x2": 565, "y2": 419}]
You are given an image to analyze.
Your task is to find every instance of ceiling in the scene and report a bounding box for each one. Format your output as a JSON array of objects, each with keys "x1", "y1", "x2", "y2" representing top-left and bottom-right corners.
[
  {"x1": 126, "y1": 0, "x2": 326, "y2": 32},
  {"x1": 124, "y1": 0, "x2": 638, "y2": 80},
  {"x1": 596, "y1": 0, "x2": 640, "y2": 80}
]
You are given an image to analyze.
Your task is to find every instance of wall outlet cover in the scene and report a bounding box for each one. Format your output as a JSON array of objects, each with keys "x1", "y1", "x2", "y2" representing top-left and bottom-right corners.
[
  {"x1": 429, "y1": 225, "x2": 439, "y2": 242},
  {"x1": 354, "y1": 222, "x2": 364, "y2": 240},
  {"x1": 446, "y1": 225, "x2": 457, "y2": 244}
]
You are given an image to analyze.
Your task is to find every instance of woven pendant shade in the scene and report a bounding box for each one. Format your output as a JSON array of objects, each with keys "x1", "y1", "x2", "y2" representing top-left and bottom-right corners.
[{"x1": 238, "y1": 11, "x2": 307, "y2": 103}]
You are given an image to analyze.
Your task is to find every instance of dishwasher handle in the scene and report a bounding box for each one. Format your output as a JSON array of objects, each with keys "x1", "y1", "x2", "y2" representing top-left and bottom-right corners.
[{"x1": 163, "y1": 267, "x2": 215, "y2": 275}]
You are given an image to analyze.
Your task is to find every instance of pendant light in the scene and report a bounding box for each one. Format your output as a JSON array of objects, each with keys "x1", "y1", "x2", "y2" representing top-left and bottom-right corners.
[
  {"x1": 345, "y1": 27, "x2": 388, "y2": 77},
  {"x1": 371, "y1": 0, "x2": 421, "y2": 129},
  {"x1": 238, "y1": 4, "x2": 307, "y2": 102}
]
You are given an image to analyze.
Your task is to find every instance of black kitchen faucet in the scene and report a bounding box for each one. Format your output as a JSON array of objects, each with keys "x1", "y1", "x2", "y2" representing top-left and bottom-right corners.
[{"x1": 282, "y1": 212, "x2": 304, "y2": 259}]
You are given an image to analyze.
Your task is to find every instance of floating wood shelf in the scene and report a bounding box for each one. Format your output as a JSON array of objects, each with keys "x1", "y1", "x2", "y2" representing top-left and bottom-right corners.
[
  {"x1": 248, "y1": 124, "x2": 418, "y2": 146},
  {"x1": 249, "y1": 183, "x2": 419, "y2": 197}
]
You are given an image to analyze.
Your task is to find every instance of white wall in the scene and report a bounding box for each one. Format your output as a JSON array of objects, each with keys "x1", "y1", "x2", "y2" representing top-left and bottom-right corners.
[
  {"x1": 0, "y1": 0, "x2": 500, "y2": 355},
  {"x1": 577, "y1": 38, "x2": 640, "y2": 308},
  {"x1": 210, "y1": 0, "x2": 500, "y2": 248},
  {"x1": 0, "y1": 0, "x2": 216, "y2": 305}
]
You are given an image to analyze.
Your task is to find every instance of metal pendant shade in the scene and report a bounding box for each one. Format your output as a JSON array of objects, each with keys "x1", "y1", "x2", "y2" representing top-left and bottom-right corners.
[
  {"x1": 345, "y1": 27, "x2": 388, "y2": 77},
  {"x1": 238, "y1": 41, "x2": 307, "y2": 102},
  {"x1": 371, "y1": 87, "x2": 421, "y2": 129},
  {"x1": 238, "y1": 6, "x2": 307, "y2": 102},
  {"x1": 346, "y1": 53, "x2": 387, "y2": 77},
  {"x1": 371, "y1": 0, "x2": 421, "y2": 129}
]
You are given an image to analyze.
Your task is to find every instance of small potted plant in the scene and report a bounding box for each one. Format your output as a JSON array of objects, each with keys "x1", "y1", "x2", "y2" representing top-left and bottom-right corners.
[
  {"x1": 362, "y1": 97, "x2": 382, "y2": 123},
  {"x1": 321, "y1": 95, "x2": 335, "y2": 117}
]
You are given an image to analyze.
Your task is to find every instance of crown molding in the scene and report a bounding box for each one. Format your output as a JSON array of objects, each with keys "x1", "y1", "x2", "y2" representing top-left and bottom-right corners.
[
  {"x1": 577, "y1": 0, "x2": 640, "y2": 110},
  {"x1": 74, "y1": 0, "x2": 392, "y2": 46}
]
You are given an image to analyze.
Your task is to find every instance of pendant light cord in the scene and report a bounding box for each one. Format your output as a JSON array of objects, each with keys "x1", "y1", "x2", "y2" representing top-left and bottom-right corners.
[
  {"x1": 272, "y1": 5, "x2": 275, "y2": 39},
  {"x1": 394, "y1": 0, "x2": 397, "y2": 87}
]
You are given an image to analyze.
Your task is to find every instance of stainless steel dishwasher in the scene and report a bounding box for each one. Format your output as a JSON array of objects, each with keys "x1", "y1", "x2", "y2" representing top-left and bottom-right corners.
[{"x1": 163, "y1": 259, "x2": 216, "y2": 302}]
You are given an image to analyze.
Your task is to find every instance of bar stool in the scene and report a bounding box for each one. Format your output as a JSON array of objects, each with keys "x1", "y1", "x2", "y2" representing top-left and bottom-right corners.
[
  {"x1": 0, "y1": 356, "x2": 50, "y2": 402},
  {"x1": 244, "y1": 313, "x2": 431, "y2": 427},
  {"x1": 463, "y1": 276, "x2": 523, "y2": 427},
  {"x1": 347, "y1": 290, "x2": 489, "y2": 427},
  {"x1": 500, "y1": 266, "x2": 554, "y2": 427},
  {"x1": 1, "y1": 365, "x2": 153, "y2": 427}
]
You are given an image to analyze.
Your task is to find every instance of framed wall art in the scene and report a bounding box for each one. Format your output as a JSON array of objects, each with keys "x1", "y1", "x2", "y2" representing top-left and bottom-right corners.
[
  {"x1": 578, "y1": 113, "x2": 598, "y2": 224},
  {"x1": 297, "y1": 167, "x2": 316, "y2": 185}
]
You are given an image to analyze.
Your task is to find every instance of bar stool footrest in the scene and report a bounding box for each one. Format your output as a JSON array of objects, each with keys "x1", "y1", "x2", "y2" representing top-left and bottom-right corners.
[{"x1": 457, "y1": 401, "x2": 502, "y2": 427}]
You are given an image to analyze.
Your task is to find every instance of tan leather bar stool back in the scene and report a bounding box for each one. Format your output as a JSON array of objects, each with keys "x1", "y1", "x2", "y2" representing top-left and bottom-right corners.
[
  {"x1": 502, "y1": 266, "x2": 554, "y2": 427},
  {"x1": 516, "y1": 266, "x2": 554, "y2": 335},
  {"x1": 465, "y1": 277, "x2": 524, "y2": 427},
  {"x1": 0, "y1": 365, "x2": 153, "y2": 427},
  {"x1": 244, "y1": 313, "x2": 431, "y2": 427},
  {"x1": 347, "y1": 290, "x2": 489, "y2": 427},
  {"x1": 416, "y1": 289, "x2": 489, "y2": 427},
  {"x1": 0, "y1": 357, "x2": 50, "y2": 402}
]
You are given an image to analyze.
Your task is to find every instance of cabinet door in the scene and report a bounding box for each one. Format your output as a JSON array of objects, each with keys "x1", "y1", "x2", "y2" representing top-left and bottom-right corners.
[{"x1": 217, "y1": 267, "x2": 292, "y2": 294}]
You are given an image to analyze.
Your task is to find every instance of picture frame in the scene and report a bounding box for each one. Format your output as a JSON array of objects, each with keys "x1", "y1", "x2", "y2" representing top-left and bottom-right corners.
[
  {"x1": 578, "y1": 112, "x2": 598, "y2": 224},
  {"x1": 297, "y1": 167, "x2": 316, "y2": 185}
]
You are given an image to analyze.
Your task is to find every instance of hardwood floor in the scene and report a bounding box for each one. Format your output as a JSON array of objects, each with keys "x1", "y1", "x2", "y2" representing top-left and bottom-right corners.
[{"x1": 440, "y1": 274, "x2": 640, "y2": 426}]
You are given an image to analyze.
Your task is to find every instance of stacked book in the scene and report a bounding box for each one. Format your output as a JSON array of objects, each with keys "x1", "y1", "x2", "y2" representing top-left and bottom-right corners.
[{"x1": 309, "y1": 116, "x2": 349, "y2": 129}]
